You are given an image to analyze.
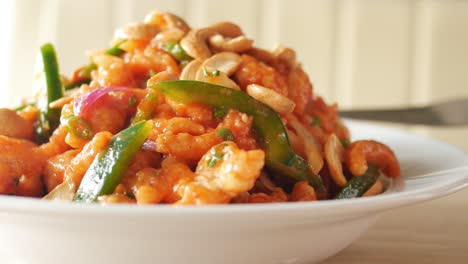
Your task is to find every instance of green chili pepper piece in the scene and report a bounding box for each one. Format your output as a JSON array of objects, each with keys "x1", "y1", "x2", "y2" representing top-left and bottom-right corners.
[
  {"x1": 161, "y1": 42, "x2": 192, "y2": 62},
  {"x1": 74, "y1": 120, "x2": 153, "y2": 203},
  {"x1": 34, "y1": 43, "x2": 64, "y2": 143},
  {"x1": 334, "y1": 165, "x2": 380, "y2": 199},
  {"x1": 150, "y1": 80, "x2": 327, "y2": 198},
  {"x1": 62, "y1": 115, "x2": 94, "y2": 140},
  {"x1": 131, "y1": 92, "x2": 159, "y2": 124}
]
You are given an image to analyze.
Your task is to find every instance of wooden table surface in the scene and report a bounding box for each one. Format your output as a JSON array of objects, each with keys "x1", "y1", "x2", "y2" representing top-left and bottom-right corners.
[{"x1": 324, "y1": 127, "x2": 468, "y2": 264}]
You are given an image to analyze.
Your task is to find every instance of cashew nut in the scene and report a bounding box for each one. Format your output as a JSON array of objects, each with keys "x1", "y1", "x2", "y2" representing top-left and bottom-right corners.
[
  {"x1": 324, "y1": 133, "x2": 347, "y2": 187},
  {"x1": 199, "y1": 52, "x2": 241, "y2": 76},
  {"x1": 144, "y1": 11, "x2": 190, "y2": 33},
  {"x1": 180, "y1": 59, "x2": 202, "y2": 80},
  {"x1": 286, "y1": 114, "x2": 324, "y2": 175},
  {"x1": 363, "y1": 179, "x2": 384, "y2": 197},
  {"x1": 245, "y1": 47, "x2": 277, "y2": 64},
  {"x1": 209, "y1": 34, "x2": 254, "y2": 53},
  {"x1": 208, "y1": 22, "x2": 243, "y2": 38},
  {"x1": 147, "y1": 71, "x2": 179, "y2": 87},
  {"x1": 180, "y1": 28, "x2": 217, "y2": 60},
  {"x1": 246, "y1": 84, "x2": 295, "y2": 115},
  {"x1": 195, "y1": 66, "x2": 240, "y2": 90},
  {"x1": 114, "y1": 23, "x2": 159, "y2": 40},
  {"x1": 151, "y1": 28, "x2": 185, "y2": 48}
]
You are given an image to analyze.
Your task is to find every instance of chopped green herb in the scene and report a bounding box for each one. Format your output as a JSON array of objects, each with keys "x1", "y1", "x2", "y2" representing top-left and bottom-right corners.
[
  {"x1": 128, "y1": 96, "x2": 137, "y2": 106},
  {"x1": 12, "y1": 178, "x2": 20, "y2": 186},
  {"x1": 207, "y1": 152, "x2": 224, "y2": 168},
  {"x1": 311, "y1": 116, "x2": 321, "y2": 127},
  {"x1": 14, "y1": 103, "x2": 34, "y2": 112},
  {"x1": 106, "y1": 39, "x2": 127, "y2": 56},
  {"x1": 340, "y1": 138, "x2": 350, "y2": 148},
  {"x1": 149, "y1": 69, "x2": 157, "y2": 77},
  {"x1": 126, "y1": 192, "x2": 136, "y2": 199},
  {"x1": 217, "y1": 128, "x2": 234, "y2": 141},
  {"x1": 161, "y1": 42, "x2": 192, "y2": 62},
  {"x1": 202, "y1": 67, "x2": 221, "y2": 77},
  {"x1": 213, "y1": 106, "x2": 229, "y2": 119}
]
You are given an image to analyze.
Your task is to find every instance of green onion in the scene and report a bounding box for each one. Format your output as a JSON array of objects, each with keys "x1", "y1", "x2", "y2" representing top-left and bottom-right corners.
[
  {"x1": 106, "y1": 39, "x2": 127, "y2": 56},
  {"x1": 311, "y1": 116, "x2": 321, "y2": 127},
  {"x1": 160, "y1": 42, "x2": 192, "y2": 62},
  {"x1": 207, "y1": 152, "x2": 224, "y2": 168},
  {"x1": 213, "y1": 106, "x2": 229, "y2": 119},
  {"x1": 128, "y1": 96, "x2": 137, "y2": 106},
  {"x1": 217, "y1": 128, "x2": 234, "y2": 141}
]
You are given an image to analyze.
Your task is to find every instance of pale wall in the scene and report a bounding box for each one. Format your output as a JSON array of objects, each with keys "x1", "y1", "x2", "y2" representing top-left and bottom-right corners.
[{"x1": 0, "y1": 0, "x2": 467, "y2": 149}]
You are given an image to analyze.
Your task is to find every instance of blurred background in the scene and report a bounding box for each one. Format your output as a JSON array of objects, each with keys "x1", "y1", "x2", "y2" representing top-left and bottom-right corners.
[{"x1": 0, "y1": 0, "x2": 467, "y2": 148}]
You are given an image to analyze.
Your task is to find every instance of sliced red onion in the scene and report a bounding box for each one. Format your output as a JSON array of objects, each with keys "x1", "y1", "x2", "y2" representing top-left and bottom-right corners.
[{"x1": 74, "y1": 86, "x2": 131, "y2": 116}]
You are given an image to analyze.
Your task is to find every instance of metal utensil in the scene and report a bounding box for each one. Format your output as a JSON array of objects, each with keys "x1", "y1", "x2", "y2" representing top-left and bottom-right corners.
[{"x1": 339, "y1": 99, "x2": 468, "y2": 126}]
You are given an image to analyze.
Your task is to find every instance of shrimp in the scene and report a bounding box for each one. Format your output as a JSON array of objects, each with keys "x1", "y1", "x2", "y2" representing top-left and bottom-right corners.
[
  {"x1": 305, "y1": 96, "x2": 338, "y2": 134},
  {"x1": 248, "y1": 188, "x2": 288, "y2": 203},
  {"x1": 45, "y1": 131, "x2": 114, "y2": 201},
  {"x1": 124, "y1": 47, "x2": 180, "y2": 79},
  {"x1": 234, "y1": 55, "x2": 289, "y2": 96},
  {"x1": 0, "y1": 136, "x2": 44, "y2": 197},
  {"x1": 165, "y1": 99, "x2": 215, "y2": 126},
  {"x1": 64, "y1": 132, "x2": 113, "y2": 187},
  {"x1": 43, "y1": 149, "x2": 80, "y2": 192},
  {"x1": 287, "y1": 66, "x2": 313, "y2": 115},
  {"x1": 151, "y1": 117, "x2": 206, "y2": 136},
  {"x1": 346, "y1": 140, "x2": 400, "y2": 178},
  {"x1": 219, "y1": 110, "x2": 257, "y2": 150},
  {"x1": 289, "y1": 181, "x2": 317, "y2": 202},
  {"x1": 154, "y1": 130, "x2": 222, "y2": 162},
  {"x1": 119, "y1": 150, "x2": 162, "y2": 195},
  {"x1": 36, "y1": 126, "x2": 70, "y2": 158},
  {"x1": 133, "y1": 163, "x2": 195, "y2": 204},
  {"x1": 91, "y1": 54, "x2": 135, "y2": 87},
  {"x1": 177, "y1": 141, "x2": 265, "y2": 205},
  {"x1": 0, "y1": 108, "x2": 34, "y2": 139}
]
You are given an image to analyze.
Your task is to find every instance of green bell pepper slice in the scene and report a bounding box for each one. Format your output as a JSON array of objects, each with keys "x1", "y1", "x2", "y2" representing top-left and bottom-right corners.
[
  {"x1": 34, "y1": 43, "x2": 64, "y2": 143},
  {"x1": 334, "y1": 165, "x2": 380, "y2": 199},
  {"x1": 150, "y1": 80, "x2": 327, "y2": 198},
  {"x1": 74, "y1": 120, "x2": 153, "y2": 203}
]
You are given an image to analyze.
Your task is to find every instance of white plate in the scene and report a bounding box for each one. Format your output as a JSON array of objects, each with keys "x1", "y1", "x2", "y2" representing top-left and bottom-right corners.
[{"x1": 0, "y1": 121, "x2": 467, "y2": 264}]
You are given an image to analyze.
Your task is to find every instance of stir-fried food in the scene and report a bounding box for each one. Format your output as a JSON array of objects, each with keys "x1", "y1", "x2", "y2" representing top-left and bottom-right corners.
[{"x1": 0, "y1": 11, "x2": 400, "y2": 205}]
